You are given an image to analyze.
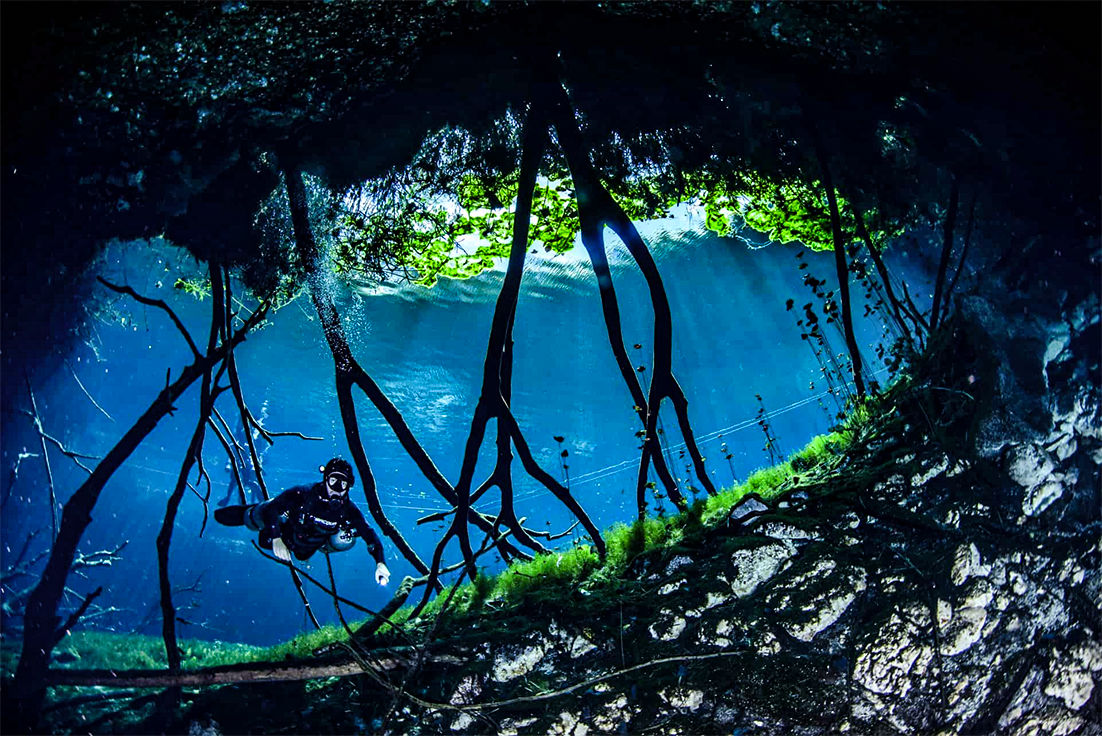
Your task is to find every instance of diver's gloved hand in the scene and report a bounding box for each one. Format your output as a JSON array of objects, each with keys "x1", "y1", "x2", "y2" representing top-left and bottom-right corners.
[
  {"x1": 272, "y1": 538, "x2": 291, "y2": 563},
  {"x1": 375, "y1": 562, "x2": 390, "y2": 586}
]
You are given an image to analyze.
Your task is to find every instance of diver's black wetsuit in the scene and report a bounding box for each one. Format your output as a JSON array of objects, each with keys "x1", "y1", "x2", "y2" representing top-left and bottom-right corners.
[{"x1": 260, "y1": 484, "x2": 385, "y2": 563}]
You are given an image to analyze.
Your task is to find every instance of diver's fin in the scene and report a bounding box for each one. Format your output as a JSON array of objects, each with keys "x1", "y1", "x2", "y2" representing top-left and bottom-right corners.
[{"x1": 214, "y1": 505, "x2": 248, "y2": 527}]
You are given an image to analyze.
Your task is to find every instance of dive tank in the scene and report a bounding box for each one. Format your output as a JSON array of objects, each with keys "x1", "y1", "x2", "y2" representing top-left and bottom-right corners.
[{"x1": 324, "y1": 527, "x2": 358, "y2": 553}]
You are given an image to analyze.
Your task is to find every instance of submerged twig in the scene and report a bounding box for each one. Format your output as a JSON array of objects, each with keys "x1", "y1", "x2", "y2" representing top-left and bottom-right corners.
[
  {"x1": 64, "y1": 360, "x2": 115, "y2": 423},
  {"x1": 97, "y1": 277, "x2": 201, "y2": 358},
  {"x1": 24, "y1": 376, "x2": 58, "y2": 541}
]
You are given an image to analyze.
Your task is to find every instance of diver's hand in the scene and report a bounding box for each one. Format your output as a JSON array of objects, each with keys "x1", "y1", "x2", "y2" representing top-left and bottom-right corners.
[
  {"x1": 272, "y1": 538, "x2": 291, "y2": 563},
  {"x1": 375, "y1": 562, "x2": 390, "y2": 586}
]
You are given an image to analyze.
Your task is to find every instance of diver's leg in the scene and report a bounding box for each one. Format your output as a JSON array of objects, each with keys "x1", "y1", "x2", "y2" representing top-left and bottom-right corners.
[
  {"x1": 214, "y1": 499, "x2": 270, "y2": 528},
  {"x1": 217, "y1": 480, "x2": 236, "y2": 508},
  {"x1": 213, "y1": 505, "x2": 248, "y2": 526}
]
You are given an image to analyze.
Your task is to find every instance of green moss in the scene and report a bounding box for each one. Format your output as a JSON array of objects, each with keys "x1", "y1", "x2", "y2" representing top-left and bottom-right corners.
[
  {"x1": 262, "y1": 624, "x2": 350, "y2": 661},
  {"x1": 492, "y1": 545, "x2": 601, "y2": 603}
]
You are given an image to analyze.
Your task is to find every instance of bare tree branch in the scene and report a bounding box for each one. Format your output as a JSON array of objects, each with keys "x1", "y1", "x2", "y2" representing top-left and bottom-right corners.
[
  {"x1": 97, "y1": 277, "x2": 202, "y2": 358},
  {"x1": 53, "y1": 586, "x2": 103, "y2": 646},
  {"x1": 64, "y1": 360, "x2": 115, "y2": 423},
  {"x1": 24, "y1": 376, "x2": 58, "y2": 540}
]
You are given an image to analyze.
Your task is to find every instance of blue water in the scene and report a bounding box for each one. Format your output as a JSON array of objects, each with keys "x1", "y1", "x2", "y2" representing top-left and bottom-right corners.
[{"x1": 1, "y1": 211, "x2": 933, "y2": 646}]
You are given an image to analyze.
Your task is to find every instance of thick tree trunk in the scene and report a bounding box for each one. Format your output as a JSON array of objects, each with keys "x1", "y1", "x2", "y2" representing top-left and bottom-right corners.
[
  {"x1": 417, "y1": 90, "x2": 605, "y2": 606},
  {"x1": 282, "y1": 168, "x2": 530, "y2": 569},
  {"x1": 474, "y1": 306, "x2": 545, "y2": 559},
  {"x1": 158, "y1": 268, "x2": 222, "y2": 676},
  {"x1": 546, "y1": 80, "x2": 716, "y2": 514},
  {"x1": 284, "y1": 167, "x2": 431, "y2": 577},
  {"x1": 849, "y1": 199, "x2": 913, "y2": 348},
  {"x1": 10, "y1": 294, "x2": 265, "y2": 730},
  {"x1": 944, "y1": 191, "x2": 976, "y2": 311},
  {"x1": 931, "y1": 177, "x2": 959, "y2": 331},
  {"x1": 808, "y1": 119, "x2": 866, "y2": 399},
  {"x1": 577, "y1": 217, "x2": 683, "y2": 506}
]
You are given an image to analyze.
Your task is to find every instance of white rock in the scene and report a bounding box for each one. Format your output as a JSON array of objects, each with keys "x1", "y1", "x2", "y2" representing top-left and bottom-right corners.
[
  {"x1": 449, "y1": 674, "x2": 482, "y2": 705},
  {"x1": 1044, "y1": 641, "x2": 1102, "y2": 710},
  {"x1": 492, "y1": 642, "x2": 545, "y2": 682},
  {"x1": 911, "y1": 455, "x2": 950, "y2": 487},
  {"x1": 548, "y1": 711, "x2": 588, "y2": 736},
  {"x1": 592, "y1": 695, "x2": 630, "y2": 732},
  {"x1": 962, "y1": 579, "x2": 995, "y2": 610},
  {"x1": 729, "y1": 541, "x2": 796, "y2": 598},
  {"x1": 1043, "y1": 332, "x2": 1071, "y2": 388},
  {"x1": 937, "y1": 600, "x2": 953, "y2": 627},
  {"x1": 660, "y1": 688, "x2": 705, "y2": 711},
  {"x1": 1023, "y1": 480, "x2": 1064, "y2": 517},
  {"x1": 658, "y1": 580, "x2": 684, "y2": 595},
  {"x1": 853, "y1": 613, "x2": 932, "y2": 698},
  {"x1": 704, "y1": 591, "x2": 729, "y2": 609},
  {"x1": 941, "y1": 607, "x2": 987, "y2": 656},
  {"x1": 778, "y1": 561, "x2": 867, "y2": 642},
  {"x1": 760, "y1": 522, "x2": 819, "y2": 541},
  {"x1": 951, "y1": 543, "x2": 991, "y2": 585},
  {"x1": 648, "y1": 609, "x2": 687, "y2": 641},
  {"x1": 450, "y1": 713, "x2": 474, "y2": 732},
  {"x1": 1007, "y1": 444, "x2": 1056, "y2": 490},
  {"x1": 665, "y1": 555, "x2": 693, "y2": 575},
  {"x1": 1010, "y1": 712, "x2": 1083, "y2": 736},
  {"x1": 1053, "y1": 434, "x2": 1078, "y2": 462}
]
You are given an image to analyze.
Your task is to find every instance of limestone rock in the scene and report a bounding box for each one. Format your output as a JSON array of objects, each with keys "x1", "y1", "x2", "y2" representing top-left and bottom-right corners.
[{"x1": 728, "y1": 540, "x2": 796, "y2": 598}]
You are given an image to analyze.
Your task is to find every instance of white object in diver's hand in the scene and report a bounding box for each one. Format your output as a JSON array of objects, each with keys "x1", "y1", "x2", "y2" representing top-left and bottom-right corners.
[
  {"x1": 375, "y1": 562, "x2": 390, "y2": 586},
  {"x1": 272, "y1": 538, "x2": 291, "y2": 563}
]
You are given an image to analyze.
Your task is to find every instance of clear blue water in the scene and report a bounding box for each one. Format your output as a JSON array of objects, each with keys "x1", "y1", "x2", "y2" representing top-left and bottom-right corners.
[{"x1": 1, "y1": 212, "x2": 933, "y2": 647}]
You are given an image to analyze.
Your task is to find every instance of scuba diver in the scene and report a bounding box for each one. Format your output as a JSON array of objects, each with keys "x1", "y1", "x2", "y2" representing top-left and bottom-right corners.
[
  {"x1": 217, "y1": 402, "x2": 270, "y2": 508},
  {"x1": 214, "y1": 457, "x2": 390, "y2": 586}
]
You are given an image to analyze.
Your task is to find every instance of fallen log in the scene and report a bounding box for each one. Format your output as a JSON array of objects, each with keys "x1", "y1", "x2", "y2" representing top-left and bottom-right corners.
[{"x1": 46, "y1": 650, "x2": 468, "y2": 689}]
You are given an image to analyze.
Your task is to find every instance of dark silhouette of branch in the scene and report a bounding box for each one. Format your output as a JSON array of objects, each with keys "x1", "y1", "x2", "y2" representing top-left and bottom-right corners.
[
  {"x1": 416, "y1": 89, "x2": 606, "y2": 606},
  {"x1": 470, "y1": 306, "x2": 547, "y2": 561},
  {"x1": 10, "y1": 276, "x2": 269, "y2": 728},
  {"x1": 290, "y1": 567, "x2": 323, "y2": 630},
  {"x1": 96, "y1": 277, "x2": 201, "y2": 359},
  {"x1": 546, "y1": 77, "x2": 714, "y2": 514},
  {"x1": 944, "y1": 188, "x2": 976, "y2": 312},
  {"x1": 2, "y1": 530, "x2": 46, "y2": 584},
  {"x1": 900, "y1": 278, "x2": 931, "y2": 334},
  {"x1": 284, "y1": 166, "x2": 432, "y2": 578},
  {"x1": 207, "y1": 411, "x2": 248, "y2": 506},
  {"x1": 807, "y1": 116, "x2": 866, "y2": 400},
  {"x1": 849, "y1": 199, "x2": 914, "y2": 350},
  {"x1": 931, "y1": 176, "x2": 959, "y2": 331},
  {"x1": 223, "y1": 271, "x2": 273, "y2": 503},
  {"x1": 572, "y1": 205, "x2": 685, "y2": 508},
  {"x1": 284, "y1": 166, "x2": 531, "y2": 570},
  {"x1": 53, "y1": 586, "x2": 102, "y2": 646},
  {"x1": 158, "y1": 264, "x2": 225, "y2": 676},
  {"x1": 132, "y1": 569, "x2": 209, "y2": 635},
  {"x1": 539, "y1": 520, "x2": 580, "y2": 541},
  {"x1": 23, "y1": 376, "x2": 58, "y2": 540}
]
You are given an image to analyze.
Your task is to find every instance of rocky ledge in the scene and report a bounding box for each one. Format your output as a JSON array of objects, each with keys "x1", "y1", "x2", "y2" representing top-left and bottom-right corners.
[{"x1": 171, "y1": 291, "x2": 1099, "y2": 736}]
